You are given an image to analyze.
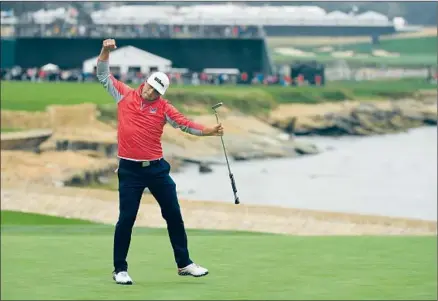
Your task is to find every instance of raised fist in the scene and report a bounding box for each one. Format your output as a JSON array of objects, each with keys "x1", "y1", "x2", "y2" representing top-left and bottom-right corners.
[{"x1": 102, "y1": 39, "x2": 117, "y2": 51}]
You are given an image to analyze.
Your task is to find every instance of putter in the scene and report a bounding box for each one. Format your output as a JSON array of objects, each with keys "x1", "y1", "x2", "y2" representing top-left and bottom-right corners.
[{"x1": 211, "y1": 102, "x2": 240, "y2": 205}]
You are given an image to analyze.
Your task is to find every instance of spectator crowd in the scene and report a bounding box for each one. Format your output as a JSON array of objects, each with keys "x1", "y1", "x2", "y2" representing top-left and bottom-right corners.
[
  {"x1": 1, "y1": 66, "x2": 305, "y2": 87},
  {"x1": 1, "y1": 4, "x2": 263, "y2": 39},
  {"x1": 2, "y1": 22, "x2": 263, "y2": 39}
]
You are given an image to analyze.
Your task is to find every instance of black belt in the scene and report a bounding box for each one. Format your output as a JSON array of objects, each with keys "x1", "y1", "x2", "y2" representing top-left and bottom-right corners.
[{"x1": 120, "y1": 158, "x2": 163, "y2": 167}]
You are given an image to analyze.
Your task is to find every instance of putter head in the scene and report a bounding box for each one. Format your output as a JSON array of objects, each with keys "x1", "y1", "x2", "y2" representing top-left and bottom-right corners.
[
  {"x1": 212, "y1": 102, "x2": 223, "y2": 110},
  {"x1": 234, "y1": 197, "x2": 240, "y2": 205}
]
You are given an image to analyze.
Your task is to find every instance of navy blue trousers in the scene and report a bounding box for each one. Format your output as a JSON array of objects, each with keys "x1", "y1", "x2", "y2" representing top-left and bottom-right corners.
[{"x1": 113, "y1": 158, "x2": 193, "y2": 272}]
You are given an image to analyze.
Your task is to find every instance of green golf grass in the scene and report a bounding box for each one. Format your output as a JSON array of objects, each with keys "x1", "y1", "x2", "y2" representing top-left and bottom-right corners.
[
  {"x1": 1, "y1": 210, "x2": 437, "y2": 300},
  {"x1": 273, "y1": 53, "x2": 437, "y2": 67},
  {"x1": 272, "y1": 36, "x2": 438, "y2": 67},
  {"x1": 0, "y1": 127, "x2": 23, "y2": 133},
  {"x1": 329, "y1": 36, "x2": 437, "y2": 56},
  {"x1": 1, "y1": 79, "x2": 435, "y2": 113}
]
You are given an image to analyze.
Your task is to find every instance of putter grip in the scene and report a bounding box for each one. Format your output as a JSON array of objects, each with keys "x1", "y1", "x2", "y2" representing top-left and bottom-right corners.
[{"x1": 229, "y1": 173, "x2": 237, "y2": 193}]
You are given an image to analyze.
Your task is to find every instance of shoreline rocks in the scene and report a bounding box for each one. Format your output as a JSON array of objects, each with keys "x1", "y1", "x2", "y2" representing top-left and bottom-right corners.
[
  {"x1": 271, "y1": 99, "x2": 437, "y2": 136},
  {"x1": 1, "y1": 129, "x2": 53, "y2": 152},
  {"x1": 2, "y1": 96, "x2": 435, "y2": 188}
]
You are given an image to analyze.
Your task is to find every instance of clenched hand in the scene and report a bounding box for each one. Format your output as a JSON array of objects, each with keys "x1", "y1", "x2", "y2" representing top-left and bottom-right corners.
[
  {"x1": 103, "y1": 39, "x2": 117, "y2": 51},
  {"x1": 99, "y1": 39, "x2": 117, "y2": 61},
  {"x1": 203, "y1": 123, "x2": 224, "y2": 136}
]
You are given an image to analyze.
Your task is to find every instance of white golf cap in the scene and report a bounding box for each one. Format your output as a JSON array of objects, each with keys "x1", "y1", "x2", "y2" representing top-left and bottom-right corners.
[{"x1": 146, "y1": 71, "x2": 170, "y2": 95}]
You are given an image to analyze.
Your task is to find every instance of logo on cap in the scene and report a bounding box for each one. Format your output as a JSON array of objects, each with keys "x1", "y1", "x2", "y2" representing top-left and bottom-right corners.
[{"x1": 154, "y1": 77, "x2": 165, "y2": 88}]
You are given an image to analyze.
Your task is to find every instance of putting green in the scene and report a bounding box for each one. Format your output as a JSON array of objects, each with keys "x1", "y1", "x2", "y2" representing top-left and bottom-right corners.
[{"x1": 1, "y1": 210, "x2": 437, "y2": 300}]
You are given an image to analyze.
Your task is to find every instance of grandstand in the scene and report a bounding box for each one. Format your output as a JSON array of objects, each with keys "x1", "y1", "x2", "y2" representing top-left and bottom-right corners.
[
  {"x1": 0, "y1": 2, "x2": 428, "y2": 82},
  {"x1": 89, "y1": 4, "x2": 392, "y2": 26},
  {"x1": 1, "y1": 3, "x2": 419, "y2": 38}
]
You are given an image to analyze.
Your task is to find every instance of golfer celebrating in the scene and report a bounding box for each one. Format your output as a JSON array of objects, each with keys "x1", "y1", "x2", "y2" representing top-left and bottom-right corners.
[{"x1": 96, "y1": 39, "x2": 223, "y2": 285}]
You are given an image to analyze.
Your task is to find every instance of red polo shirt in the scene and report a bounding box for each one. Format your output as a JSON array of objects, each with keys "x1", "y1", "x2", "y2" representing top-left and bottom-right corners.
[{"x1": 96, "y1": 59, "x2": 205, "y2": 161}]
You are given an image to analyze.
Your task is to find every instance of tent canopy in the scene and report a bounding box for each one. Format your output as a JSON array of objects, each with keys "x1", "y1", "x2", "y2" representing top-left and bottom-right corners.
[
  {"x1": 82, "y1": 46, "x2": 172, "y2": 74},
  {"x1": 41, "y1": 63, "x2": 60, "y2": 72},
  {"x1": 357, "y1": 11, "x2": 389, "y2": 22},
  {"x1": 326, "y1": 11, "x2": 352, "y2": 20}
]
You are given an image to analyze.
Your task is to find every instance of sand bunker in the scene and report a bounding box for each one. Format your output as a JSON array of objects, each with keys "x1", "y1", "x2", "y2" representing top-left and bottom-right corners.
[
  {"x1": 331, "y1": 50, "x2": 355, "y2": 58},
  {"x1": 372, "y1": 49, "x2": 401, "y2": 57},
  {"x1": 274, "y1": 47, "x2": 316, "y2": 57},
  {"x1": 315, "y1": 46, "x2": 334, "y2": 53}
]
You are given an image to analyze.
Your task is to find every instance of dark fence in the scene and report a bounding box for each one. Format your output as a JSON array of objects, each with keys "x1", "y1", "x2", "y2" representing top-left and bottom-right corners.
[
  {"x1": 1, "y1": 38, "x2": 16, "y2": 69},
  {"x1": 1, "y1": 37, "x2": 270, "y2": 74}
]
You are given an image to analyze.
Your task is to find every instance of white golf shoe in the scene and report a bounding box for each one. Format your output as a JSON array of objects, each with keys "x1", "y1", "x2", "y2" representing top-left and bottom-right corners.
[
  {"x1": 178, "y1": 263, "x2": 209, "y2": 277},
  {"x1": 112, "y1": 271, "x2": 133, "y2": 285}
]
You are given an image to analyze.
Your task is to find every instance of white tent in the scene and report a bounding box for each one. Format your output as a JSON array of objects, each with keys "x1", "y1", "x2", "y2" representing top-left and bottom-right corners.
[
  {"x1": 82, "y1": 46, "x2": 172, "y2": 75},
  {"x1": 326, "y1": 11, "x2": 351, "y2": 20},
  {"x1": 393, "y1": 17, "x2": 406, "y2": 29},
  {"x1": 41, "y1": 63, "x2": 60, "y2": 72},
  {"x1": 357, "y1": 11, "x2": 389, "y2": 22}
]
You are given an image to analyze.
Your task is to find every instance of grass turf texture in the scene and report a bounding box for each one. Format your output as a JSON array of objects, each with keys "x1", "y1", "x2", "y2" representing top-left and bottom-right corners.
[
  {"x1": 327, "y1": 36, "x2": 437, "y2": 56},
  {"x1": 1, "y1": 210, "x2": 437, "y2": 300},
  {"x1": 271, "y1": 36, "x2": 438, "y2": 67},
  {"x1": 0, "y1": 127, "x2": 23, "y2": 133},
  {"x1": 1, "y1": 79, "x2": 435, "y2": 113},
  {"x1": 272, "y1": 53, "x2": 437, "y2": 68}
]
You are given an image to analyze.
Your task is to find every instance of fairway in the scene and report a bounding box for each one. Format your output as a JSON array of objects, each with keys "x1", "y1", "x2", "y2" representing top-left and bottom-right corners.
[
  {"x1": 1, "y1": 211, "x2": 437, "y2": 300},
  {"x1": 329, "y1": 36, "x2": 437, "y2": 55},
  {"x1": 270, "y1": 35, "x2": 438, "y2": 67},
  {"x1": 1, "y1": 79, "x2": 435, "y2": 112}
]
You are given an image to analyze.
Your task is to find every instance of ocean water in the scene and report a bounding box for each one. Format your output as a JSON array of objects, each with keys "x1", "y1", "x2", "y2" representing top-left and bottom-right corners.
[{"x1": 170, "y1": 127, "x2": 437, "y2": 221}]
